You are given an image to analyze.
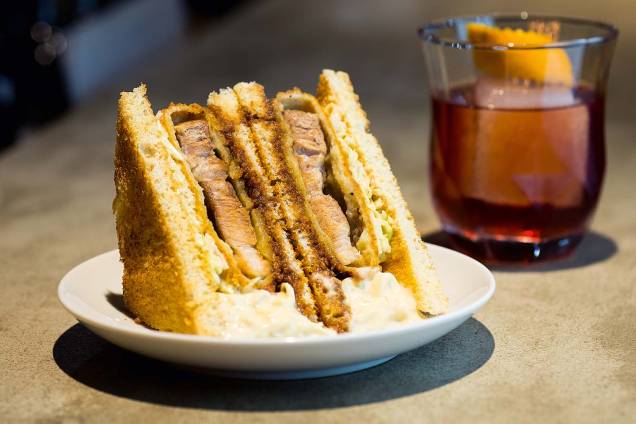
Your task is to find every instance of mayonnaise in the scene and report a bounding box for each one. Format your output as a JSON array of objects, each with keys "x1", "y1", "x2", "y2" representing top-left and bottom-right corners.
[
  {"x1": 205, "y1": 272, "x2": 422, "y2": 339},
  {"x1": 207, "y1": 283, "x2": 336, "y2": 339},
  {"x1": 343, "y1": 268, "x2": 422, "y2": 332}
]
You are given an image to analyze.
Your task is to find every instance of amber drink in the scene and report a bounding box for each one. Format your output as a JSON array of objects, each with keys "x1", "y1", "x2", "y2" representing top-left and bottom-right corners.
[{"x1": 420, "y1": 15, "x2": 617, "y2": 263}]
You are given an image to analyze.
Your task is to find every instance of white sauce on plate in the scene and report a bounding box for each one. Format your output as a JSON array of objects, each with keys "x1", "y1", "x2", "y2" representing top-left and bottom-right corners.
[
  {"x1": 207, "y1": 269, "x2": 422, "y2": 339},
  {"x1": 208, "y1": 283, "x2": 335, "y2": 339},
  {"x1": 343, "y1": 268, "x2": 422, "y2": 332}
]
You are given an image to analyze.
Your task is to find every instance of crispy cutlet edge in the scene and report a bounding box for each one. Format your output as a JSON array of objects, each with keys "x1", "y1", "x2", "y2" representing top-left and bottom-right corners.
[
  {"x1": 275, "y1": 89, "x2": 365, "y2": 270},
  {"x1": 317, "y1": 70, "x2": 448, "y2": 316},
  {"x1": 114, "y1": 85, "x2": 227, "y2": 334},
  {"x1": 207, "y1": 87, "x2": 319, "y2": 322},
  {"x1": 157, "y1": 102, "x2": 273, "y2": 292},
  {"x1": 233, "y1": 82, "x2": 351, "y2": 332}
]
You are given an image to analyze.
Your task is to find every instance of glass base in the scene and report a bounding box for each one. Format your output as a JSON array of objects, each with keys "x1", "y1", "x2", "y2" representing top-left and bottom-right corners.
[{"x1": 444, "y1": 229, "x2": 583, "y2": 265}]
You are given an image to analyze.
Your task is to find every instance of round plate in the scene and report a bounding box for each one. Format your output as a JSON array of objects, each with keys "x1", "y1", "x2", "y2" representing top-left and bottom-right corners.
[{"x1": 57, "y1": 244, "x2": 495, "y2": 379}]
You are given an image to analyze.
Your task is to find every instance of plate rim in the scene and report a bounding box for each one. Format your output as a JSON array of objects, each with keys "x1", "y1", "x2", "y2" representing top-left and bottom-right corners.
[{"x1": 58, "y1": 243, "x2": 495, "y2": 347}]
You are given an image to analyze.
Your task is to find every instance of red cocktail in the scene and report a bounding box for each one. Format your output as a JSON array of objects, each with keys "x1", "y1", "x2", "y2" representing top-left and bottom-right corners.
[{"x1": 431, "y1": 81, "x2": 605, "y2": 262}]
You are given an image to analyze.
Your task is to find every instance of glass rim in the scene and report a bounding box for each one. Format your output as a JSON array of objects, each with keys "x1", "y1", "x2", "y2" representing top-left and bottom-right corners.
[{"x1": 418, "y1": 13, "x2": 619, "y2": 50}]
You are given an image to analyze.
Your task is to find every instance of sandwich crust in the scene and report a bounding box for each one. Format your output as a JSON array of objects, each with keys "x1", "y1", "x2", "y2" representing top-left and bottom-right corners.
[{"x1": 114, "y1": 85, "x2": 229, "y2": 334}]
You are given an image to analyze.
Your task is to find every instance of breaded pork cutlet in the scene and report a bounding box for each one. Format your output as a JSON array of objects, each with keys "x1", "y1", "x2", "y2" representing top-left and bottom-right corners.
[{"x1": 276, "y1": 89, "x2": 363, "y2": 269}]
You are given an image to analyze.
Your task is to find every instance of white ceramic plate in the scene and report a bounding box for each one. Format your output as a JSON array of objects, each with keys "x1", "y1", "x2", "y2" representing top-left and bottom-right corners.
[{"x1": 58, "y1": 244, "x2": 495, "y2": 379}]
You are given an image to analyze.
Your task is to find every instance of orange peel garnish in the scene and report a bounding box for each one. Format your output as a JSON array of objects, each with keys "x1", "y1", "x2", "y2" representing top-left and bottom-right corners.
[{"x1": 467, "y1": 23, "x2": 574, "y2": 86}]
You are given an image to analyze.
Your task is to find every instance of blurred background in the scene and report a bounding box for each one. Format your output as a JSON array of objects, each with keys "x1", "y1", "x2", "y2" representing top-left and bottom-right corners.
[
  {"x1": 0, "y1": 0, "x2": 252, "y2": 150},
  {"x1": 0, "y1": 0, "x2": 633, "y2": 154}
]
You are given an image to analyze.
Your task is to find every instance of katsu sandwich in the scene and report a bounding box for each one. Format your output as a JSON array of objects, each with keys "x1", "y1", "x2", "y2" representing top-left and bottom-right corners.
[{"x1": 113, "y1": 70, "x2": 447, "y2": 337}]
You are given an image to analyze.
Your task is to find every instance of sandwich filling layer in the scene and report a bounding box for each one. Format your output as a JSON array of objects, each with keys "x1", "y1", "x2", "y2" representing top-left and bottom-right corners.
[
  {"x1": 317, "y1": 70, "x2": 448, "y2": 316},
  {"x1": 209, "y1": 87, "x2": 319, "y2": 321},
  {"x1": 173, "y1": 119, "x2": 271, "y2": 280},
  {"x1": 282, "y1": 109, "x2": 361, "y2": 266},
  {"x1": 315, "y1": 79, "x2": 394, "y2": 266},
  {"x1": 207, "y1": 83, "x2": 352, "y2": 332}
]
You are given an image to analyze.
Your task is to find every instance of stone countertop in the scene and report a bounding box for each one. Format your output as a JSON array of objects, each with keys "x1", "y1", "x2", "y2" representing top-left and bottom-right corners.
[{"x1": 1, "y1": 1, "x2": 635, "y2": 422}]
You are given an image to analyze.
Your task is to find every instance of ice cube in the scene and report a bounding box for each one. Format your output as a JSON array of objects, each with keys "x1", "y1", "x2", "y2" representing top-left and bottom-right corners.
[
  {"x1": 474, "y1": 77, "x2": 576, "y2": 110},
  {"x1": 455, "y1": 79, "x2": 590, "y2": 208}
]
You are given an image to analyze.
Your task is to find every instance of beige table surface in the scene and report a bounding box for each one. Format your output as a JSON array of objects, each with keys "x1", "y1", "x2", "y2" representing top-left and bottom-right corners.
[{"x1": 2, "y1": 0, "x2": 635, "y2": 422}]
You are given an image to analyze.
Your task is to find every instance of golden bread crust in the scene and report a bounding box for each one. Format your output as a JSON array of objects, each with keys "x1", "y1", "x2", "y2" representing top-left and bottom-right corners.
[{"x1": 114, "y1": 85, "x2": 226, "y2": 334}]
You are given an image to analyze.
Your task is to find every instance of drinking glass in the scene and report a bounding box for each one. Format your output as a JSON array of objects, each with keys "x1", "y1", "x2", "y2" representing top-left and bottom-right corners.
[{"x1": 419, "y1": 14, "x2": 618, "y2": 263}]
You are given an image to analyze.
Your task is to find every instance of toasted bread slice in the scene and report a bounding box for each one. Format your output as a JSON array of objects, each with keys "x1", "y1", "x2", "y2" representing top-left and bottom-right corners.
[
  {"x1": 157, "y1": 103, "x2": 273, "y2": 291},
  {"x1": 207, "y1": 86, "x2": 321, "y2": 324},
  {"x1": 316, "y1": 70, "x2": 448, "y2": 315},
  {"x1": 114, "y1": 85, "x2": 231, "y2": 334}
]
